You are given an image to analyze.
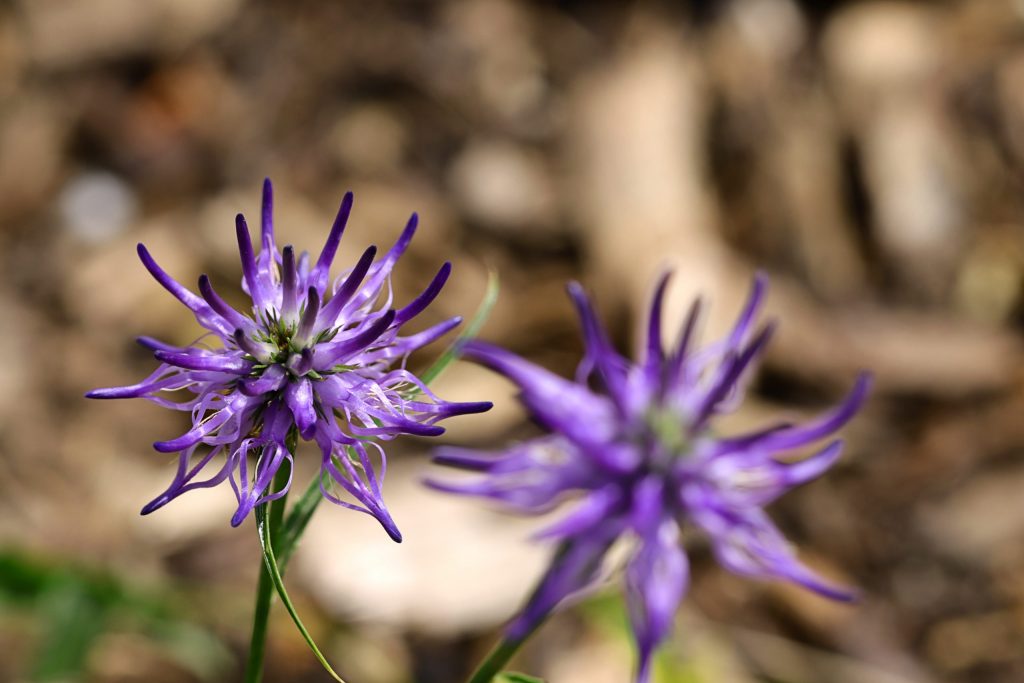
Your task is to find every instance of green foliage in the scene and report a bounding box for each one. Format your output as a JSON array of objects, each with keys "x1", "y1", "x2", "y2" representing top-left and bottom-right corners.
[
  {"x1": 495, "y1": 672, "x2": 547, "y2": 683},
  {"x1": 255, "y1": 483, "x2": 348, "y2": 683},
  {"x1": 0, "y1": 549, "x2": 231, "y2": 681},
  {"x1": 416, "y1": 269, "x2": 499, "y2": 388}
]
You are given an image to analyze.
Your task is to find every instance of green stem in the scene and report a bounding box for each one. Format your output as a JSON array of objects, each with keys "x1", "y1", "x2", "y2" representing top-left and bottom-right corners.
[
  {"x1": 466, "y1": 636, "x2": 525, "y2": 683},
  {"x1": 467, "y1": 539, "x2": 582, "y2": 683},
  {"x1": 466, "y1": 619, "x2": 547, "y2": 683},
  {"x1": 243, "y1": 460, "x2": 292, "y2": 683}
]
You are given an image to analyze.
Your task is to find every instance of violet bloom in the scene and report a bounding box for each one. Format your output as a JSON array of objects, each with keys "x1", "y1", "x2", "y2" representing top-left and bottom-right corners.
[
  {"x1": 429, "y1": 273, "x2": 869, "y2": 682},
  {"x1": 88, "y1": 180, "x2": 490, "y2": 541}
]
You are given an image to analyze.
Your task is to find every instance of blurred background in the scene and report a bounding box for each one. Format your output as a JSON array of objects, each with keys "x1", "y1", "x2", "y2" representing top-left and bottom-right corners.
[{"x1": 2, "y1": 0, "x2": 1024, "y2": 681}]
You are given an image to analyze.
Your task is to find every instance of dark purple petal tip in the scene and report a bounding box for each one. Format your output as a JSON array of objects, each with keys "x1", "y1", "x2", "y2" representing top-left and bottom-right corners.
[{"x1": 85, "y1": 387, "x2": 124, "y2": 399}]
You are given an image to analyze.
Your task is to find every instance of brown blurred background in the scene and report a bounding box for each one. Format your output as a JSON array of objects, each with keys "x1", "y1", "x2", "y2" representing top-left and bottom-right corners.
[{"x1": 2, "y1": 0, "x2": 1024, "y2": 681}]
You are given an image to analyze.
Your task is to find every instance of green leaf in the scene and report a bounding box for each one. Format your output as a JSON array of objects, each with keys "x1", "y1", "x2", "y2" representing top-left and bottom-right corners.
[
  {"x1": 277, "y1": 472, "x2": 326, "y2": 571},
  {"x1": 0, "y1": 549, "x2": 230, "y2": 682},
  {"x1": 495, "y1": 673, "x2": 547, "y2": 683},
  {"x1": 255, "y1": 497, "x2": 348, "y2": 683},
  {"x1": 150, "y1": 621, "x2": 234, "y2": 681},
  {"x1": 414, "y1": 269, "x2": 499, "y2": 390},
  {"x1": 30, "y1": 578, "x2": 107, "y2": 681}
]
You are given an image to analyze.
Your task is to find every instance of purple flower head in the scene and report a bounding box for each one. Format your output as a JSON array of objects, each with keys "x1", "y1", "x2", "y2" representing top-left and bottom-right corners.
[
  {"x1": 429, "y1": 272, "x2": 869, "y2": 682},
  {"x1": 88, "y1": 180, "x2": 491, "y2": 541}
]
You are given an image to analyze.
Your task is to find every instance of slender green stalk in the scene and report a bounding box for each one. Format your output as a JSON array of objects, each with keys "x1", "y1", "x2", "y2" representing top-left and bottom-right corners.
[
  {"x1": 243, "y1": 553, "x2": 274, "y2": 683},
  {"x1": 467, "y1": 540, "x2": 577, "y2": 682},
  {"x1": 466, "y1": 618, "x2": 547, "y2": 683},
  {"x1": 257, "y1": 487, "x2": 348, "y2": 682},
  {"x1": 243, "y1": 459, "x2": 292, "y2": 683},
  {"x1": 415, "y1": 270, "x2": 499, "y2": 389},
  {"x1": 467, "y1": 636, "x2": 527, "y2": 683}
]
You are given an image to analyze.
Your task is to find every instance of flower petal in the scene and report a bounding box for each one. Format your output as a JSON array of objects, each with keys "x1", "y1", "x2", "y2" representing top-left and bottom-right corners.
[
  {"x1": 141, "y1": 444, "x2": 232, "y2": 515},
  {"x1": 318, "y1": 245, "x2": 377, "y2": 325},
  {"x1": 758, "y1": 373, "x2": 872, "y2": 450},
  {"x1": 198, "y1": 274, "x2": 254, "y2": 332},
  {"x1": 312, "y1": 309, "x2": 396, "y2": 369},
  {"x1": 644, "y1": 271, "x2": 671, "y2": 378},
  {"x1": 506, "y1": 526, "x2": 621, "y2": 641},
  {"x1": 462, "y1": 340, "x2": 617, "y2": 446},
  {"x1": 137, "y1": 244, "x2": 231, "y2": 337},
  {"x1": 393, "y1": 262, "x2": 451, "y2": 326},
  {"x1": 726, "y1": 272, "x2": 768, "y2": 351},
  {"x1": 626, "y1": 522, "x2": 688, "y2": 683},
  {"x1": 318, "y1": 436, "x2": 402, "y2": 542},
  {"x1": 285, "y1": 377, "x2": 317, "y2": 438},
  {"x1": 566, "y1": 282, "x2": 629, "y2": 406},
  {"x1": 531, "y1": 485, "x2": 622, "y2": 541},
  {"x1": 352, "y1": 213, "x2": 418, "y2": 308},
  {"x1": 690, "y1": 321, "x2": 775, "y2": 431},
  {"x1": 700, "y1": 507, "x2": 856, "y2": 601},
  {"x1": 153, "y1": 350, "x2": 251, "y2": 374},
  {"x1": 258, "y1": 178, "x2": 278, "y2": 268},
  {"x1": 311, "y1": 191, "x2": 354, "y2": 294}
]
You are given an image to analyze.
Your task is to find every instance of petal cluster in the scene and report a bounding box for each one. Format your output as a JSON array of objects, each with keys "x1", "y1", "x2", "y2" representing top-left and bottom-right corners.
[
  {"x1": 429, "y1": 273, "x2": 869, "y2": 681},
  {"x1": 89, "y1": 180, "x2": 490, "y2": 540}
]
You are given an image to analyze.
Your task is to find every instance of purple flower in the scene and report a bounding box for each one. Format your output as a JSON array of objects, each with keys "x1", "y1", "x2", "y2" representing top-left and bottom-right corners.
[
  {"x1": 88, "y1": 180, "x2": 490, "y2": 541},
  {"x1": 429, "y1": 273, "x2": 869, "y2": 682}
]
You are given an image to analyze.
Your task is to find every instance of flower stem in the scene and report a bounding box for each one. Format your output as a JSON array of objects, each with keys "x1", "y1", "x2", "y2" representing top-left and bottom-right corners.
[
  {"x1": 466, "y1": 636, "x2": 526, "y2": 683},
  {"x1": 466, "y1": 618, "x2": 547, "y2": 683},
  {"x1": 243, "y1": 461, "x2": 292, "y2": 683}
]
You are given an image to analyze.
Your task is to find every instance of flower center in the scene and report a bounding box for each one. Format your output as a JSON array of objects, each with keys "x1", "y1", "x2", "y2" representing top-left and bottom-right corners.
[
  {"x1": 644, "y1": 407, "x2": 691, "y2": 458},
  {"x1": 246, "y1": 309, "x2": 332, "y2": 380}
]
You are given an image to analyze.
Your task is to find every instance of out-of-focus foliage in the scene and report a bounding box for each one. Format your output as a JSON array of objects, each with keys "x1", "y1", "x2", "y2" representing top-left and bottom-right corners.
[{"x1": 0, "y1": 551, "x2": 231, "y2": 681}]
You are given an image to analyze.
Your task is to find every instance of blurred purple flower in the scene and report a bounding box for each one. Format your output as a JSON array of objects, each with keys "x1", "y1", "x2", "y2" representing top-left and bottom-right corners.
[
  {"x1": 429, "y1": 273, "x2": 869, "y2": 681},
  {"x1": 89, "y1": 180, "x2": 490, "y2": 541}
]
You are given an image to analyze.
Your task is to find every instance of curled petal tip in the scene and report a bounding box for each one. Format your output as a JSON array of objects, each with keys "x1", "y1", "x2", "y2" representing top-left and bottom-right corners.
[
  {"x1": 140, "y1": 496, "x2": 170, "y2": 515},
  {"x1": 84, "y1": 385, "x2": 137, "y2": 399},
  {"x1": 421, "y1": 477, "x2": 460, "y2": 493},
  {"x1": 838, "y1": 371, "x2": 873, "y2": 415},
  {"x1": 799, "y1": 576, "x2": 860, "y2": 603},
  {"x1": 375, "y1": 512, "x2": 403, "y2": 543},
  {"x1": 406, "y1": 423, "x2": 445, "y2": 437},
  {"x1": 458, "y1": 338, "x2": 501, "y2": 360},
  {"x1": 85, "y1": 386, "x2": 135, "y2": 399}
]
